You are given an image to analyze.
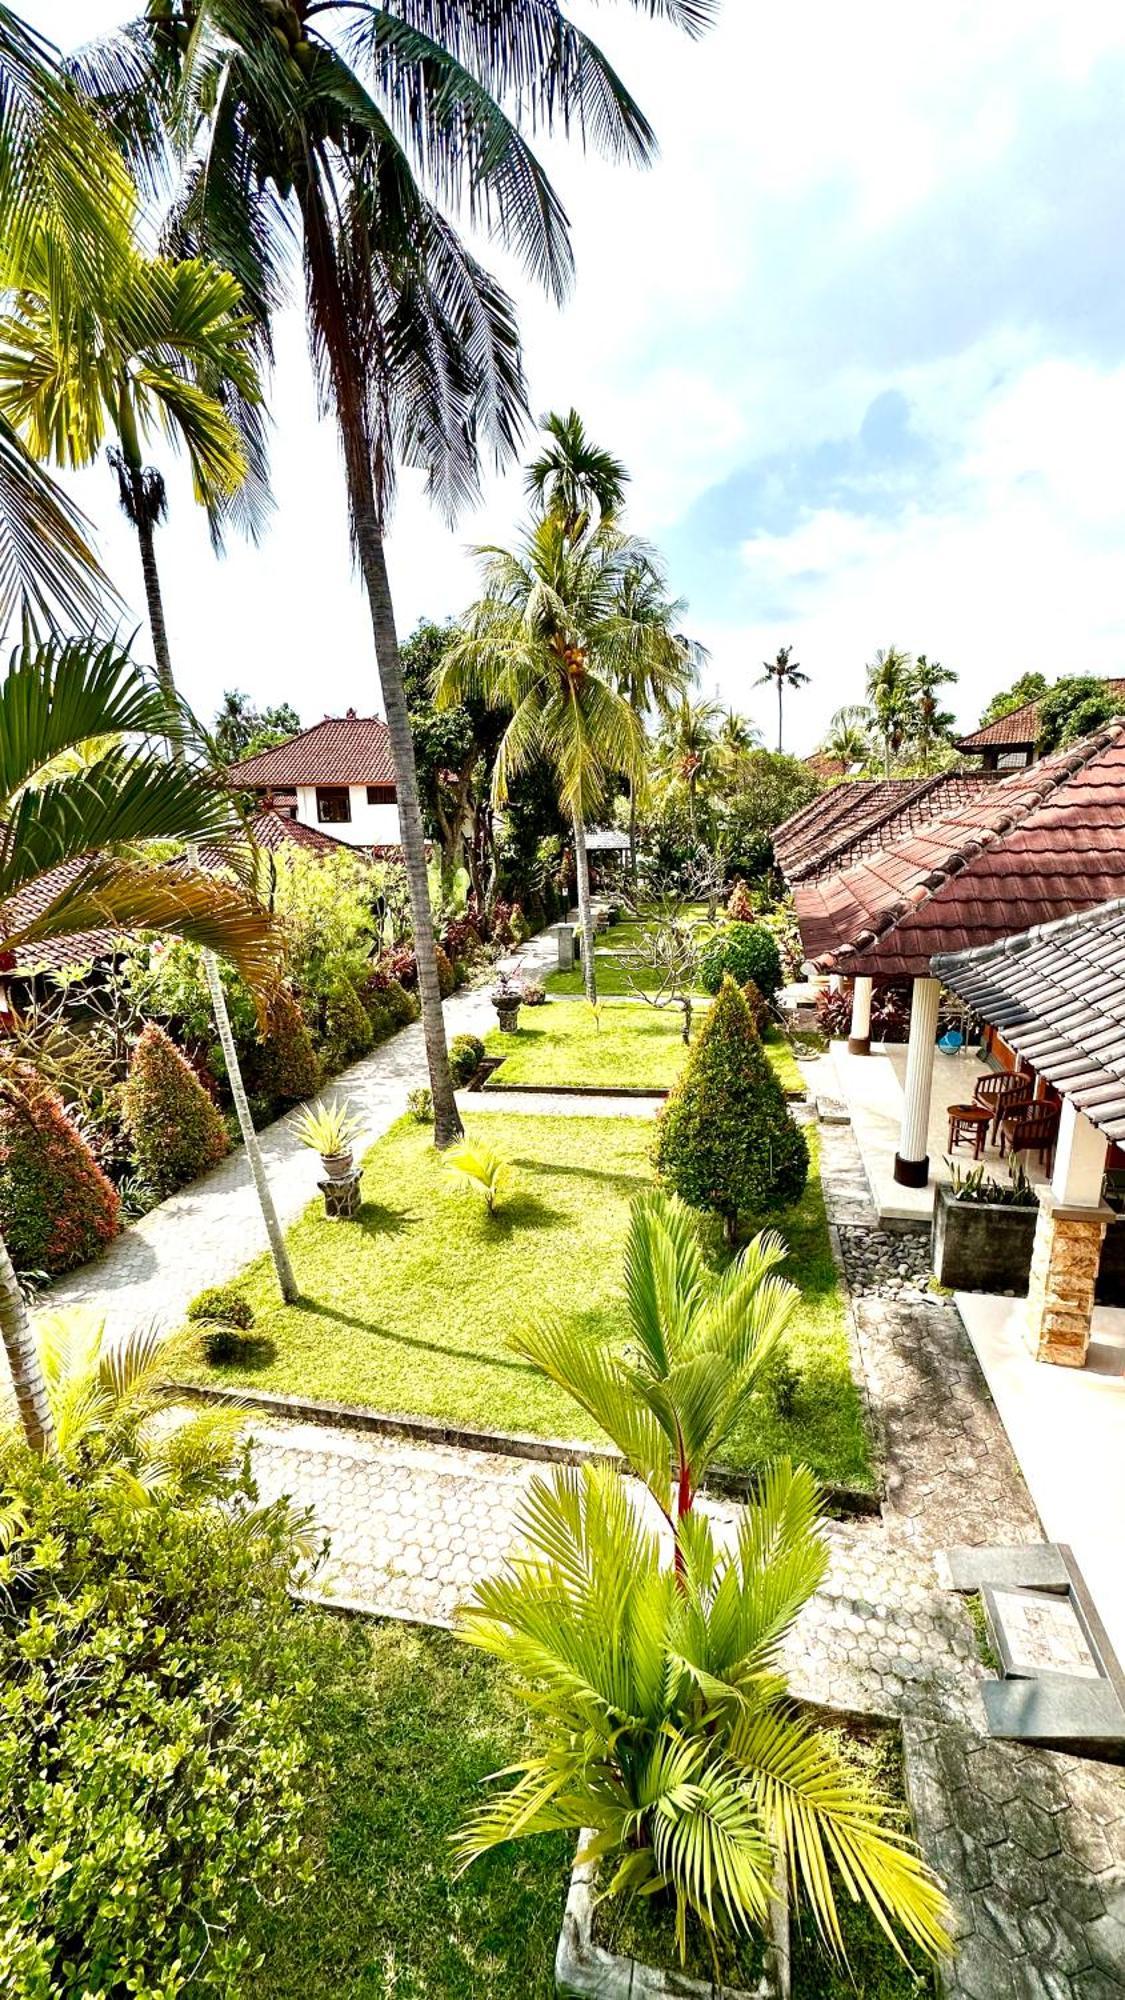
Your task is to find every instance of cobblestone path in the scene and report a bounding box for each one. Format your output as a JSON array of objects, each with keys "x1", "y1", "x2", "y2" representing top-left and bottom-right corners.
[{"x1": 249, "y1": 1416, "x2": 985, "y2": 1729}]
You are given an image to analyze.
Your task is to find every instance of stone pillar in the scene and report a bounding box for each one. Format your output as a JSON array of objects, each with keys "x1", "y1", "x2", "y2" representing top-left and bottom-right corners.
[
  {"x1": 848, "y1": 976, "x2": 873, "y2": 1055},
  {"x1": 551, "y1": 922, "x2": 576, "y2": 972},
  {"x1": 1025, "y1": 1102, "x2": 1109, "y2": 1366},
  {"x1": 893, "y1": 976, "x2": 941, "y2": 1188}
]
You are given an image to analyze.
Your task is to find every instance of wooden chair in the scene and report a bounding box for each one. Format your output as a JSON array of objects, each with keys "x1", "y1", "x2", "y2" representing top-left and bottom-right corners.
[
  {"x1": 999, "y1": 1103, "x2": 1060, "y2": 1174},
  {"x1": 973, "y1": 1070, "x2": 1034, "y2": 1143}
]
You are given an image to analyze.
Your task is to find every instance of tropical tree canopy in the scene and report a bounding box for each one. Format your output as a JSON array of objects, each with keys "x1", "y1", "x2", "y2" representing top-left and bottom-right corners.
[{"x1": 525, "y1": 406, "x2": 629, "y2": 531}]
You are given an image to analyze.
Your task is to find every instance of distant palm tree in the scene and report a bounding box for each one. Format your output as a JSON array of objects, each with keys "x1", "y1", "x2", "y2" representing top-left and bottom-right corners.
[
  {"x1": 865, "y1": 646, "x2": 913, "y2": 776},
  {"x1": 0, "y1": 635, "x2": 279, "y2": 1454},
  {"x1": 525, "y1": 408, "x2": 629, "y2": 533},
  {"x1": 0, "y1": 228, "x2": 297, "y2": 1302},
  {"x1": 656, "y1": 695, "x2": 723, "y2": 835},
  {"x1": 757, "y1": 644, "x2": 808, "y2": 752},
  {"x1": 606, "y1": 558, "x2": 697, "y2": 879},
  {"x1": 716, "y1": 707, "x2": 761, "y2": 784},
  {"x1": 437, "y1": 513, "x2": 646, "y2": 1002},
  {"x1": 75, "y1": 0, "x2": 712, "y2": 1147},
  {"x1": 823, "y1": 704, "x2": 873, "y2": 769},
  {"x1": 909, "y1": 654, "x2": 958, "y2": 771}
]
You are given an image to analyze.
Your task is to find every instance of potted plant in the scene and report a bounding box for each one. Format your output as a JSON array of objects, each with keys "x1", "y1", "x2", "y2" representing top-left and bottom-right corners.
[
  {"x1": 293, "y1": 1096, "x2": 364, "y2": 1179},
  {"x1": 931, "y1": 1158, "x2": 1039, "y2": 1292},
  {"x1": 490, "y1": 970, "x2": 523, "y2": 1034}
]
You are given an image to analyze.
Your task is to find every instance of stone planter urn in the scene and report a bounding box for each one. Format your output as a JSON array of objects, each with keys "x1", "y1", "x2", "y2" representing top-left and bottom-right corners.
[
  {"x1": 556, "y1": 1835, "x2": 789, "y2": 1999},
  {"x1": 491, "y1": 980, "x2": 523, "y2": 1035},
  {"x1": 931, "y1": 1182, "x2": 1038, "y2": 1293},
  {"x1": 321, "y1": 1148, "x2": 353, "y2": 1181}
]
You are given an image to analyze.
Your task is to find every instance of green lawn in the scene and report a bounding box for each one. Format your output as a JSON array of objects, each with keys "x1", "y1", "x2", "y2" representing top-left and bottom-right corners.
[
  {"x1": 182, "y1": 1112, "x2": 872, "y2": 1490},
  {"x1": 545, "y1": 911, "x2": 712, "y2": 998},
  {"x1": 486, "y1": 996, "x2": 805, "y2": 1097},
  {"x1": 251, "y1": 1619, "x2": 931, "y2": 1999}
]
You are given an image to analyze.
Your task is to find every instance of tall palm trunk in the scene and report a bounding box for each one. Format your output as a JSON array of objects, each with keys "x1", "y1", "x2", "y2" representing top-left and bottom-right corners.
[
  {"x1": 0, "y1": 1229, "x2": 52, "y2": 1451},
  {"x1": 777, "y1": 679, "x2": 783, "y2": 754},
  {"x1": 627, "y1": 783, "x2": 638, "y2": 885},
  {"x1": 572, "y1": 809, "x2": 597, "y2": 1004},
  {"x1": 131, "y1": 503, "x2": 298, "y2": 1302},
  {"x1": 352, "y1": 498, "x2": 463, "y2": 1148}
]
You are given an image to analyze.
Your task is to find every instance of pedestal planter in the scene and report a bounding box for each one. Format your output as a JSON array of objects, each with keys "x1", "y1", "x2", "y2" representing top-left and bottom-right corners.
[
  {"x1": 556, "y1": 1836, "x2": 789, "y2": 1999},
  {"x1": 319, "y1": 1169, "x2": 362, "y2": 1220},
  {"x1": 931, "y1": 1183, "x2": 1037, "y2": 1293}
]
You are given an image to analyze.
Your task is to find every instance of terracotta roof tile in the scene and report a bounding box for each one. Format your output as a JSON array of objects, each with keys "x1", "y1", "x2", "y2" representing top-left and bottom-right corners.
[
  {"x1": 784, "y1": 771, "x2": 997, "y2": 883},
  {"x1": 954, "y1": 679, "x2": 1125, "y2": 751},
  {"x1": 794, "y1": 721, "x2": 1125, "y2": 976},
  {"x1": 932, "y1": 899, "x2": 1125, "y2": 1143},
  {"x1": 774, "y1": 781, "x2": 918, "y2": 878},
  {"x1": 0, "y1": 859, "x2": 122, "y2": 974},
  {"x1": 229, "y1": 712, "x2": 396, "y2": 788}
]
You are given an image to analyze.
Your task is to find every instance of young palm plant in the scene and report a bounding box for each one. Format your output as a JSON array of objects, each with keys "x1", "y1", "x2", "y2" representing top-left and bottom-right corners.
[
  {"x1": 71, "y1": 0, "x2": 714, "y2": 1144},
  {"x1": 437, "y1": 513, "x2": 647, "y2": 1002},
  {"x1": 0, "y1": 221, "x2": 297, "y2": 1302},
  {"x1": 515, "y1": 1189, "x2": 798, "y2": 1525},
  {"x1": 456, "y1": 1459, "x2": 949, "y2": 1967},
  {"x1": 0, "y1": 634, "x2": 280, "y2": 1454}
]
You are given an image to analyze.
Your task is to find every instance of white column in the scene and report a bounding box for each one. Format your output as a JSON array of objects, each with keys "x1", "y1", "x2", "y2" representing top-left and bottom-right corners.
[
  {"x1": 893, "y1": 976, "x2": 941, "y2": 1188},
  {"x1": 828, "y1": 973, "x2": 843, "y2": 995},
  {"x1": 848, "y1": 976, "x2": 873, "y2": 1055},
  {"x1": 1051, "y1": 1101, "x2": 1108, "y2": 1208}
]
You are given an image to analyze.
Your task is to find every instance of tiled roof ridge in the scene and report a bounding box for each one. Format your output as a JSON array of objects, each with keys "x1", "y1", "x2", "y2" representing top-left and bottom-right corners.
[
  {"x1": 227, "y1": 712, "x2": 391, "y2": 780},
  {"x1": 787, "y1": 770, "x2": 953, "y2": 883},
  {"x1": 933, "y1": 892, "x2": 1125, "y2": 974},
  {"x1": 831, "y1": 718, "x2": 1125, "y2": 969}
]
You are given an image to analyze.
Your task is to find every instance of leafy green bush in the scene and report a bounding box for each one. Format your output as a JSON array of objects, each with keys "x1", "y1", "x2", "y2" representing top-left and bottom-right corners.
[
  {"x1": 251, "y1": 986, "x2": 321, "y2": 1106},
  {"x1": 1037, "y1": 674, "x2": 1125, "y2": 753},
  {"x1": 365, "y1": 1002, "x2": 397, "y2": 1044},
  {"x1": 434, "y1": 942, "x2": 455, "y2": 999},
  {"x1": 656, "y1": 976, "x2": 808, "y2": 1238},
  {"x1": 381, "y1": 977, "x2": 419, "y2": 1026},
  {"x1": 188, "y1": 1284, "x2": 255, "y2": 1329},
  {"x1": 699, "y1": 924, "x2": 783, "y2": 1001},
  {"x1": 0, "y1": 1448, "x2": 319, "y2": 1997},
  {"x1": 320, "y1": 981, "x2": 373, "y2": 1074},
  {"x1": 122, "y1": 1023, "x2": 231, "y2": 1196},
  {"x1": 0, "y1": 1069, "x2": 119, "y2": 1274},
  {"x1": 449, "y1": 1033, "x2": 485, "y2": 1085}
]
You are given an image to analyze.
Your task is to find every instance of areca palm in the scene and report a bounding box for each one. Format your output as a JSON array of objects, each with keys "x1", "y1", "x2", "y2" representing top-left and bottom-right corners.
[
  {"x1": 0, "y1": 5, "x2": 128, "y2": 629},
  {"x1": 823, "y1": 704, "x2": 872, "y2": 770},
  {"x1": 909, "y1": 654, "x2": 957, "y2": 771},
  {"x1": 655, "y1": 694, "x2": 722, "y2": 837},
  {"x1": 756, "y1": 644, "x2": 808, "y2": 754},
  {"x1": 865, "y1": 646, "x2": 913, "y2": 776},
  {"x1": 607, "y1": 557, "x2": 697, "y2": 880},
  {"x1": 515, "y1": 1190, "x2": 798, "y2": 1524},
  {"x1": 0, "y1": 225, "x2": 297, "y2": 1300},
  {"x1": 73, "y1": 0, "x2": 713, "y2": 1146},
  {"x1": 525, "y1": 407, "x2": 629, "y2": 534},
  {"x1": 437, "y1": 512, "x2": 646, "y2": 1001},
  {"x1": 0, "y1": 633, "x2": 280, "y2": 1454},
  {"x1": 456, "y1": 1459, "x2": 949, "y2": 1967}
]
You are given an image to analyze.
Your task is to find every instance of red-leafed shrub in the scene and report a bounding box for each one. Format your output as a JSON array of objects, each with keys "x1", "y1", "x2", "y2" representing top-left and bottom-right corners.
[
  {"x1": 440, "y1": 916, "x2": 483, "y2": 964},
  {"x1": 489, "y1": 900, "x2": 529, "y2": 948},
  {"x1": 0, "y1": 1068, "x2": 119, "y2": 1274},
  {"x1": 816, "y1": 982, "x2": 912, "y2": 1043},
  {"x1": 376, "y1": 945, "x2": 418, "y2": 990},
  {"x1": 122, "y1": 1023, "x2": 231, "y2": 1197},
  {"x1": 726, "y1": 878, "x2": 756, "y2": 922}
]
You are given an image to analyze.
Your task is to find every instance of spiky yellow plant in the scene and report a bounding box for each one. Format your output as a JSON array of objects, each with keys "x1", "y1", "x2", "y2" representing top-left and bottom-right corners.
[{"x1": 443, "y1": 1139, "x2": 513, "y2": 1215}]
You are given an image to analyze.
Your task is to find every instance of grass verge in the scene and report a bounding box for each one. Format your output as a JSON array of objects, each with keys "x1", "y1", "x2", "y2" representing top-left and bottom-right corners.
[{"x1": 486, "y1": 996, "x2": 804, "y2": 1096}]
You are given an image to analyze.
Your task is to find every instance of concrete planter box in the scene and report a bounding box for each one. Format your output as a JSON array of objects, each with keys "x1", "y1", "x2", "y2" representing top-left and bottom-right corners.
[
  {"x1": 931, "y1": 1184, "x2": 1037, "y2": 1293},
  {"x1": 556, "y1": 1835, "x2": 789, "y2": 1999}
]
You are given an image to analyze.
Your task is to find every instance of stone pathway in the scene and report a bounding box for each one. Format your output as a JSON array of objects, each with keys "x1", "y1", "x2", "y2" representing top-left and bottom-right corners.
[
  {"x1": 249, "y1": 1415, "x2": 985, "y2": 1730},
  {"x1": 40, "y1": 930, "x2": 560, "y2": 1339},
  {"x1": 905, "y1": 1718, "x2": 1125, "y2": 1997}
]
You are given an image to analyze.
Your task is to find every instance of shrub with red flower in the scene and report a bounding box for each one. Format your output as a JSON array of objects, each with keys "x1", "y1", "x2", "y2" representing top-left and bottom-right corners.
[
  {"x1": 0, "y1": 1067, "x2": 119, "y2": 1274},
  {"x1": 122, "y1": 1023, "x2": 231, "y2": 1197}
]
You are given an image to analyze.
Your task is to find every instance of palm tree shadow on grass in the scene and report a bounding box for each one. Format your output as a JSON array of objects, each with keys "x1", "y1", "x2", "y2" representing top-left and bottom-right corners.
[
  {"x1": 286, "y1": 1299, "x2": 542, "y2": 1379},
  {"x1": 510, "y1": 1156, "x2": 652, "y2": 1194}
]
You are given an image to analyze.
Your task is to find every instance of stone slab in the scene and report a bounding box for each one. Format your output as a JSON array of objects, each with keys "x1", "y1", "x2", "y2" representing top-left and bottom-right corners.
[
  {"x1": 984, "y1": 1585, "x2": 1102, "y2": 1681},
  {"x1": 982, "y1": 1675, "x2": 1125, "y2": 1748},
  {"x1": 944, "y1": 1543, "x2": 1071, "y2": 1594}
]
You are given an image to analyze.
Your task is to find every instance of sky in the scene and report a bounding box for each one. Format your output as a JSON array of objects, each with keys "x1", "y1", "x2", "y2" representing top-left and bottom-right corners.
[{"x1": 24, "y1": 0, "x2": 1125, "y2": 752}]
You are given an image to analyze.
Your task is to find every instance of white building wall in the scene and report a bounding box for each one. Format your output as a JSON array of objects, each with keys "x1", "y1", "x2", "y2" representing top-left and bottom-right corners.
[{"x1": 294, "y1": 785, "x2": 401, "y2": 848}]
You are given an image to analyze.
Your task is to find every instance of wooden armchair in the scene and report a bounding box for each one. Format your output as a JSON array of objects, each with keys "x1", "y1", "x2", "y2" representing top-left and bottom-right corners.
[
  {"x1": 973, "y1": 1070, "x2": 1034, "y2": 1143},
  {"x1": 999, "y1": 1102, "x2": 1060, "y2": 1174}
]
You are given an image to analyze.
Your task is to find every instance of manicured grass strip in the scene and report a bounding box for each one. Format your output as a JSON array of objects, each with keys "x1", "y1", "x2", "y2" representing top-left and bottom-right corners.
[
  {"x1": 251, "y1": 1618, "x2": 569, "y2": 2000},
  {"x1": 485, "y1": 998, "x2": 696, "y2": 1090},
  {"x1": 544, "y1": 912, "x2": 711, "y2": 998},
  {"x1": 184, "y1": 1111, "x2": 871, "y2": 1491}
]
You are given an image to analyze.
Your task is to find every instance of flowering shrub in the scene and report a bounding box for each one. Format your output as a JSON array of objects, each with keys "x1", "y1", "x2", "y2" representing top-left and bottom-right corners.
[
  {"x1": 122, "y1": 1024, "x2": 231, "y2": 1196},
  {"x1": 0, "y1": 1068, "x2": 119, "y2": 1274},
  {"x1": 520, "y1": 980, "x2": 547, "y2": 1006}
]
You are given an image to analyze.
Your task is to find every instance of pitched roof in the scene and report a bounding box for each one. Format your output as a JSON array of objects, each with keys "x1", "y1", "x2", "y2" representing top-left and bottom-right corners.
[
  {"x1": 955, "y1": 680, "x2": 1125, "y2": 752},
  {"x1": 804, "y1": 753, "x2": 848, "y2": 781},
  {"x1": 932, "y1": 900, "x2": 1125, "y2": 1145},
  {"x1": 783, "y1": 771, "x2": 996, "y2": 884},
  {"x1": 228, "y1": 711, "x2": 396, "y2": 787},
  {"x1": 774, "y1": 780, "x2": 921, "y2": 881},
  {"x1": 794, "y1": 719, "x2": 1125, "y2": 977},
  {"x1": 0, "y1": 859, "x2": 118, "y2": 974},
  {"x1": 197, "y1": 806, "x2": 351, "y2": 872}
]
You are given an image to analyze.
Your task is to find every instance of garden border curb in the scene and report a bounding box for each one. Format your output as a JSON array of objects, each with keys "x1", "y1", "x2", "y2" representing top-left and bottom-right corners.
[{"x1": 171, "y1": 1381, "x2": 881, "y2": 1516}]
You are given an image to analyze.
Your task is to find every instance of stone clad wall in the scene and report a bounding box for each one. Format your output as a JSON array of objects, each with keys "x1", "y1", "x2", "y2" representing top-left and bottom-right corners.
[{"x1": 1025, "y1": 1199, "x2": 1110, "y2": 1366}]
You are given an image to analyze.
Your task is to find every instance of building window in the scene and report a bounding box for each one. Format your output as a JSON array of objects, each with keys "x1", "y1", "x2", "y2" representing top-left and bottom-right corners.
[
  {"x1": 316, "y1": 787, "x2": 351, "y2": 824},
  {"x1": 366, "y1": 784, "x2": 396, "y2": 805}
]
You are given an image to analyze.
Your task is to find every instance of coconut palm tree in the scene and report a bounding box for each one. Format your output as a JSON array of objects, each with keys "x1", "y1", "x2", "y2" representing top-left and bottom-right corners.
[
  {"x1": 909, "y1": 654, "x2": 957, "y2": 771},
  {"x1": 756, "y1": 644, "x2": 808, "y2": 754},
  {"x1": 655, "y1": 695, "x2": 722, "y2": 837},
  {"x1": 865, "y1": 646, "x2": 913, "y2": 777},
  {"x1": 0, "y1": 633, "x2": 279, "y2": 1454},
  {"x1": 822, "y1": 704, "x2": 872, "y2": 770},
  {"x1": 525, "y1": 407, "x2": 629, "y2": 534},
  {"x1": 0, "y1": 4, "x2": 127, "y2": 630},
  {"x1": 0, "y1": 230, "x2": 298, "y2": 1302},
  {"x1": 72, "y1": 0, "x2": 713, "y2": 1146},
  {"x1": 436, "y1": 512, "x2": 646, "y2": 1002}
]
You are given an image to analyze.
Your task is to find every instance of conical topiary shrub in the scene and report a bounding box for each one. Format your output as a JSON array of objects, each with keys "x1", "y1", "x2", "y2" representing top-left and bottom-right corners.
[
  {"x1": 0, "y1": 1069, "x2": 120, "y2": 1274},
  {"x1": 655, "y1": 974, "x2": 808, "y2": 1242},
  {"x1": 123, "y1": 1023, "x2": 231, "y2": 1197},
  {"x1": 250, "y1": 987, "x2": 321, "y2": 1107}
]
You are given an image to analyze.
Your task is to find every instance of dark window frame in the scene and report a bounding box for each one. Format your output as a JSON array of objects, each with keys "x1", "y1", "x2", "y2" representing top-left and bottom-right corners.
[
  {"x1": 366, "y1": 784, "x2": 396, "y2": 806},
  {"x1": 316, "y1": 786, "x2": 352, "y2": 824}
]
